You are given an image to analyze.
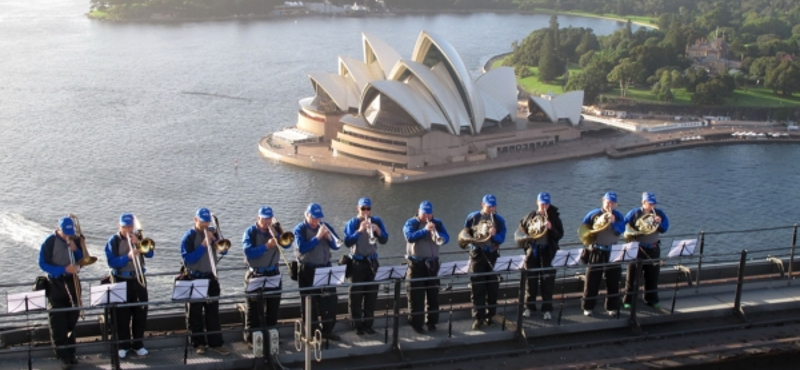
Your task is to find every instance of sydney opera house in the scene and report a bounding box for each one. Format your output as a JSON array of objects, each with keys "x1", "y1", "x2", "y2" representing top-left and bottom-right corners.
[{"x1": 261, "y1": 30, "x2": 582, "y2": 177}]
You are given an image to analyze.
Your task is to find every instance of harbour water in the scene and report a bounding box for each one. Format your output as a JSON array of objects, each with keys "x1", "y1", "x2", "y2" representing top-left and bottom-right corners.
[{"x1": 1, "y1": 0, "x2": 799, "y2": 301}]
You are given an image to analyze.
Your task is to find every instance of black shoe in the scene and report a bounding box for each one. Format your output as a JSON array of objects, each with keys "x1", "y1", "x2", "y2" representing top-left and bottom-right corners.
[
  {"x1": 324, "y1": 333, "x2": 341, "y2": 341},
  {"x1": 355, "y1": 328, "x2": 365, "y2": 336},
  {"x1": 60, "y1": 359, "x2": 72, "y2": 370},
  {"x1": 70, "y1": 357, "x2": 78, "y2": 365},
  {"x1": 411, "y1": 326, "x2": 425, "y2": 334},
  {"x1": 485, "y1": 317, "x2": 496, "y2": 327},
  {"x1": 427, "y1": 324, "x2": 436, "y2": 332},
  {"x1": 364, "y1": 327, "x2": 376, "y2": 335},
  {"x1": 472, "y1": 319, "x2": 483, "y2": 330}
]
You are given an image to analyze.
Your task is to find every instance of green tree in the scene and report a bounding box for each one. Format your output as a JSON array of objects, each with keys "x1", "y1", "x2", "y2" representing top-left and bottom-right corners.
[
  {"x1": 565, "y1": 60, "x2": 611, "y2": 104},
  {"x1": 765, "y1": 60, "x2": 800, "y2": 96},
  {"x1": 607, "y1": 58, "x2": 645, "y2": 97},
  {"x1": 539, "y1": 30, "x2": 559, "y2": 83}
]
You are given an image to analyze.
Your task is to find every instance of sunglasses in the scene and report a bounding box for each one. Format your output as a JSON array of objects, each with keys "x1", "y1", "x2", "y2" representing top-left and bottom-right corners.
[{"x1": 360, "y1": 207, "x2": 371, "y2": 211}]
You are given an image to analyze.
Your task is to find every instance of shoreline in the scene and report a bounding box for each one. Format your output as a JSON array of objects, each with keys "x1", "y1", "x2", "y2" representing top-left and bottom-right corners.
[
  {"x1": 86, "y1": 8, "x2": 656, "y2": 27},
  {"x1": 259, "y1": 128, "x2": 800, "y2": 184}
]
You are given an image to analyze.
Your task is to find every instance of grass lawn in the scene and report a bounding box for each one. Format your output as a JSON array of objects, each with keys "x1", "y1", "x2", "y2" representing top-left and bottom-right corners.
[
  {"x1": 491, "y1": 58, "x2": 578, "y2": 95},
  {"x1": 527, "y1": 8, "x2": 657, "y2": 29}
]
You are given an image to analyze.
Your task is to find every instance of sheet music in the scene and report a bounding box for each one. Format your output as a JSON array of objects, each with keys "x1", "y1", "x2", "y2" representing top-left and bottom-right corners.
[
  {"x1": 375, "y1": 265, "x2": 408, "y2": 281},
  {"x1": 172, "y1": 279, "x2": 210, "y2": 301},
  {"x1": 91, "y1": 282, "x2": 127, "y2": 306},
  {"x1": 668, "y1": 239, "x2": 698, "y2": 258},
  {"x1": 313, "y1": 266, "x2": 347, "y2": 287},
  {"x1": 246, "y1": 275, "x2": 282, "y2": 293},
  {"x1": 493, "y1": 255, "x2": 525, "y2": 272},
  {"x1": 437, "y1": 261, "x2": 470, "y2": 277},
  {"x1": 7, "y1": 291, "x2": 46, "y2": 313},
  {"x1": 552, "y1": 248, "x2": 583, "y2": 267},
  {"x1": 611, "y1": 242, "x2": 639, "y2": 262}
]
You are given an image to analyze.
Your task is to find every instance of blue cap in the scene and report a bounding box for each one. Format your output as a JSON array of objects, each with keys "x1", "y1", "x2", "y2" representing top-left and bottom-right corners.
[
  {"x1": 482, "y1": 194, "x2": 497, "y2": 207},
  {"x1": 196, "y1": 207, "x2": 212, "y2": 223},
  {"x1": 58, "y1": 217, "x2": 75, "y2": 236},
  {"x1": 537, "y1": 192, "x2": 551, "y2": 204},
  {"x1": 419, "y1": 201, "x2": 433, "y2": 215},
  {"x1": 642, "y1": 192, "x2": 657, "y2": 204},
  {"x1": 603, "y1": 192, "x2": 618, "y2": 203},
  {"x1": 258, "y1": 206, "x2": 273, "y2": 219},
  {"x1": 119, "y1": 213, "x2": 135, "y2": 226},
  {"x1": 306, "y1": 203, "x2": 324, "y2": 219},
  {"x1": 358, "y1": 198, "x2": 372, "y2": 207}
]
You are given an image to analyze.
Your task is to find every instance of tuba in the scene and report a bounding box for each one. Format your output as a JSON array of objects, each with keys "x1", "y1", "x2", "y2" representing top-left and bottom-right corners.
[{"x1": 577, "y1": 210, "x2": 613, "y2": 246}]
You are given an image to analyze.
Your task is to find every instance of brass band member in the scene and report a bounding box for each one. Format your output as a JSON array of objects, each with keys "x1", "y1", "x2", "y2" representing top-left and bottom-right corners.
[
  {"x1": 242, "y1": 206, "x2": 291, "y2": 346},
  {"x1": 39, "y1": 216, "x2": 83, "y2": 369},
  {"x1": 104, "y1": 213, "x2": 154, "y2": 358},
  {"x1": 461, "y1": 194, "x2": 507, "y2": 330},
  {"x1": 623, "y1": 192, "x2": 669, "y2": 309},
  {"x1": 403, "y1": 201, "x2": 449, "y2": 334},
  {"x1": 581, "y1": 192, "x2": 625, "y2": 316},
  {"x1": 343, "y1": 197, "x2": 388, "y2": 336},
  {"x1": 180, "y1": 207, "x2": 230, "y2": 355},
  {"x1": 519, "y1": 193, "x2": 564, "y2": 320},
  {"x1": 294, "y1": 203, "x2": 341, "y2": 341}
]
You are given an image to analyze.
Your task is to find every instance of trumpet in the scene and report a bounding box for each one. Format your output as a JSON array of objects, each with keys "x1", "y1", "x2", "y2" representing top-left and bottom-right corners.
[
  {"x1": 367, "y1": 217, "x2": 377, "y2": 245},
  {"x1": 429, "y1": 222, "x2": 445, "y2": 246},
  {"x1": 321, "y1": 223, "x2": 344, "y2": 248}
]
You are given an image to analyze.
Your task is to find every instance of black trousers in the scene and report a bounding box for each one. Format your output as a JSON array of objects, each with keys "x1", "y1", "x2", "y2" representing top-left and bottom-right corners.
[
  {"x1": 469, "y1": 250, "x2": 499, "y2": 321},
  {"x1": 188, "y1": 277, "x2": 223, "y2": 348},
  {"x1": 47, "y1": 276, "x2": 80, "y2": 361},
  {"x1": 582, "y1": 248, "x2": 621, "y2": 311},
  {"x1": 298, "y1": 264, "x2": 338, "y2": 335},
  {"x1": 406, "y1": 259, "x2": 439, "y2": 329},
  {"x1": 624, "y1": 244, "x2": 661, "y2": 305},
  {"x1": 115, "y1": 277, "x2": 148, "y2": 350},
  {"x1": 349, "y1": 259, "x2": 378, "y2": 330},
  {"x1": 244, "y1": 270, "x2": 282, "y2": 343},
  {"x1": 525, "y1": 245, "x2": 557, "y2": 312}
]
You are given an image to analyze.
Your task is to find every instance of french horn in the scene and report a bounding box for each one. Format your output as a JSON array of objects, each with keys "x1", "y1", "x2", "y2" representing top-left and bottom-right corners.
[
  {"x1": 623, "y1": 210, "x2": 660, "y2": 242},
  {"x1": 577, "y1": 210, "x2": 613, "y2": 246}
]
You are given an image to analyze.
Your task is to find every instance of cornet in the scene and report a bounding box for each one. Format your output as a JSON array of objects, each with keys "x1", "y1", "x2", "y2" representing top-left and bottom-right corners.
[
  {"x1": 321, "y1": 223, "x2": 344, "y2": 248},
  {"x1": 366, "y1": 217, "x2": 377, "y2": 245}
]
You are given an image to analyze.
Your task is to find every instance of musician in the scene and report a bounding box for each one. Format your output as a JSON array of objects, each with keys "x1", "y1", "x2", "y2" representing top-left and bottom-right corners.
[
  {"x1": 104, "y1": 213, "x2": 154, "y2": 358},
  {"x1": 294, "y1": 203, "x2": 342, "y2": 341},
  {"x1": 403, "y1": 200, "x2": 449, "y2": 334},
  {"x1": 242, "y1": 206, "x2": 292, "y2": 346},
  {"x1": 180, "y1": 207, "x2": 230, "y2": 356},
  {"x1": 38, "y1": 216, "x2": 83, "y2": 368},
  {"x1": 581, "y1": 192, "x2": 626, "y2": 316},
  {"x1": 519, "y1": 192, "x2": 564, "y2": 320},
  {"x1": 461, "y1": 194, "x2": 507, "y2": 330},
  {"x1": 623, "y1": 192, "x2": 670, "y2": 309},
  {"x1": 343, "y1": 197, "x2": 388, "y2": 335}
]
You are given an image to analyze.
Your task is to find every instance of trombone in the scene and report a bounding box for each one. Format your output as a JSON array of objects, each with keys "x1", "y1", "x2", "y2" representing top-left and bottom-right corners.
[
  {"x1": 128, "y1": 216, "x2": 155, "y2": 287},
  {"x1": 205, "y1": 213, "x2": 231, "y2": 279},
  {"x1": 66, "y1": 214, "x2": 92, "y2": 319},
  {"x1": 269, "y1": 218, "x2": 295, "y2": 268}
]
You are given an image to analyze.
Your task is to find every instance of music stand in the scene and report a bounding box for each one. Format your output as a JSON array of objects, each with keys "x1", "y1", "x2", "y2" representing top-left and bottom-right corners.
[
  {"x1": 611, "y1": 242, "x2": 639, "y2": 263},
  {"x1": 313, "y1": 266, "x2": 347, "y2": 287},
  {"x1": 375, "y1": 265, "x2": 408, "y2": 281},
  {"x1": 551, "y1": 248, "x2": 583, "y2": 325},
  {"x1": 437, "y1": 261, "x2": 470, "y2": 277},
  {"x1": 246, "y1": 275, "x2": 282, "y2": 293},
  {"x1": 668, "y1": 239, "x2": 697, "y2": 313},
  {"x1": 91, "y1": 282, "x2": 127, "y2": 369},
  {"x1": 493, "y1": 255, "x2": 525, "y2": 272},
  {"x1": 172, "y1": 279, "x2": 210, "y2": 364},
  {"x1": 7, "y1": 291, "x2": 46, "y2": 370}
]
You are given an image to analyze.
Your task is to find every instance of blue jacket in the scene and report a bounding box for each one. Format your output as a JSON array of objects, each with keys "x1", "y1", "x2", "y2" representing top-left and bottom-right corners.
[
  {"x1": 39, "y1": 233, "x2": 84, "y2": 277},
  {"x1": 582, "y1": 208, "x2": 626, "y2": 235},
  {"x1": 463, "y1": 211, "x2": 507, "y2": 245},
  {"x1": 344, "y1": 216, "x2": 389, "y2": 246},
  {"x1": 181, "y1": 228, "x2": 228, "y2": 265},
  {"x1": 242, "y1": 224, "x2": 291, "y2": 260},
  {"x1": 105, "y1": 232, "x2": 154, "y2": 269},
  {"x1": 294, "y1": 221, "x2": 341, "y2": 254},
  {"x1": 403, "y1": 217, "x2": 450, "y2": 244}
]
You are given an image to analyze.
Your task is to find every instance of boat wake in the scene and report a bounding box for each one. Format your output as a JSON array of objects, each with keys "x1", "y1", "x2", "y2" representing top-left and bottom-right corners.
[
  {"x1": 180, "y1": 91, "x2": 252, "y2": 102},
  {"x1": 0, "y1": 213, "x2": 51, "y2": 250}
]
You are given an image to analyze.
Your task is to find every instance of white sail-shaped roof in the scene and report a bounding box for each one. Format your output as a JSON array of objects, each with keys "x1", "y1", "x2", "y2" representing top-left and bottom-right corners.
[
  {"x1": 308, "y1": 71, "x2": 355, "y2": 111},
  {"x1": 475, "y1": 67, "x2": 517, "y2": 120},
  {"x1": 388, "y1": 59, "x2": 469, "y2": 135},
  {"x1": 362, "y1": 33, "x2": 401, "y2": 79},
  {"x1": 360, "y1": 80, "x2": 446, "y2": 131},
  {"x1": 528, "y1": 90, "x2": 584, "y2": 126},
  {"x1": 411, "y1": 30, "x2": 484, "y2": 134}
]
